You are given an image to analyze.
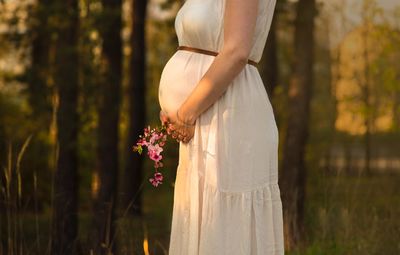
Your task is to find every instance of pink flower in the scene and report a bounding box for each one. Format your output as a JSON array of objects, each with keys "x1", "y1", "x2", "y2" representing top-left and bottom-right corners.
[
  {"x1": 150, "y1": 132, "x2": 159, "y2": 144},
  {"x1": 147, "y1": 144, "x2": 163, "y2": 162},
  {"x1": 153, "y1": 132, "x2": 166, "y2": 144},
  {"x1": 137, "y1": 138, "x2": 148, "y2": 146},
  {"x1": 149, "y1": 172, "x2": 163, "y2": 187},
  {"x1": 133, "y1": 124, "x2": 169, "y2": 187},
  {"x1": 154, "y1": 172, "x2": 163, "y2": 181},
  {"x1": 148, "y1": 143, "x2": 163, "y2": 155},
  {"x1": 148, "y1": 150, "x2": 162, "y2": 162}
]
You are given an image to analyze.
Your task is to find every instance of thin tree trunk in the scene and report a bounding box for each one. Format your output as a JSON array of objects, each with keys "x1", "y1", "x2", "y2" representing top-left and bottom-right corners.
[
  {"x1": 0, "y1": 98, "x2": 8, "y2": 250},
  {"x1": 27, "y1": 0, "x2": 52, "y2": 123},
  {"x1": 279, "y1": 0, "x2": 316, "y2": 251},
  {"x1": 361, "y1": 16, "x2": 371, "y2": 175},
  {"x1": 122, "y1": 0, "x2": 148, "y2": 216},
  {"x1": 393, "y1": 91, "x2": 400, "y2": 130},
  {"x1": 261, "y1": 15, "x2": 278, "y2": 98},
  {"x1": 50, "y1": 0, "x2": 80, "y2": 254},
  {"x1": 27, "y1": 0, "x2": 52, "y2": 125},
  {"x1": 25, "y1": 0, "x2": 53, "y2": 214},
  {"x1": 91, "y1": 0, "x2": 122, "y2": 254}
]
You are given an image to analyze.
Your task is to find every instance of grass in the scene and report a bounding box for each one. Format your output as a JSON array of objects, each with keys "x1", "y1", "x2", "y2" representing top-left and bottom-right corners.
[
  {"x1": 2, "y1": 180, "x2": 174, "y2": 255},
  {"x1": 1, "y1": 137, "x2": 176, "y2": 255},
  {"x1": 1, "y1": 137, "x2": 400, "y2": 254},
  {"x1": 296, "y1": 169, "x2": 400, "y2": 255}
]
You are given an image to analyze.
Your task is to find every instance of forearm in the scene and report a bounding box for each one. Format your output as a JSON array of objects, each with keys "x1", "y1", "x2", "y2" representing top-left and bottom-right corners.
[
  {"x1": 178, "y1": 48, "x2": 249, "y2": 124},
  {"x1": 177, "y1": 0, "x2": 259, "y2": 125}
]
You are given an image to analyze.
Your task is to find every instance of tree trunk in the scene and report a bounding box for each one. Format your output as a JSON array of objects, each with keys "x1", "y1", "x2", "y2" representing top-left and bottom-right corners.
[
  {"x1": 261, "y1": 15, "x2": 278, "y2": 99},
  {"x1": 361, "y1": 9, "x2": 371, "y2": 175},
  {"x1": 0, "y1": 98, "x2": 8, "y2": 251},
  {"x1": 122, "y1": 0, "x2": 148, "y2": 216},
  {"x1": 90, "y1": 0, "x2": 122, "y2": 254},
  {"x1": 50, "y1": 0, "x2": 80, "y2": 254},
  {"x1": 278, "y1": 0, "x2": 316, "y2": 251},
  {"x1": 27, "y1": 0, "x2": 52, "y2": 124},
  {"x1": 24, "y1": 0, "x2": 53, "y2": 214},
  {"x1": 393, "y1": 92, "x2": 400, "y2": 130}
]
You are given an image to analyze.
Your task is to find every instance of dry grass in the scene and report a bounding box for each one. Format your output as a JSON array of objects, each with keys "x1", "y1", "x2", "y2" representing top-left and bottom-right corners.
[
  {"x1": 294, "y1": 169, "x2": 400, "y2": 255},
  {"x1": 1, "y1": 137, "x2": 399, "y2": 254}
]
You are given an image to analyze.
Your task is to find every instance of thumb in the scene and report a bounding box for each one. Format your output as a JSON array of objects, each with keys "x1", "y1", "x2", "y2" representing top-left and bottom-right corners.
[{"x1": 160, "y1": 110, "x2": 169, "y2": 124}]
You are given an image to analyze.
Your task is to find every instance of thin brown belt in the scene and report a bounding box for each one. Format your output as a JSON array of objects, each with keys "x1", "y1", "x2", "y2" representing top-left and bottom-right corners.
[{"x1": 177, "y1": 45, "x2": 258, "y2": 67}]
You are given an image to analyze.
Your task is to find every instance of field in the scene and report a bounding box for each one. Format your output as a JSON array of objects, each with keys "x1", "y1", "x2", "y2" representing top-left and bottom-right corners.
[{"x1": 3, "y1": 162, "x2": 399, "y2": 255}]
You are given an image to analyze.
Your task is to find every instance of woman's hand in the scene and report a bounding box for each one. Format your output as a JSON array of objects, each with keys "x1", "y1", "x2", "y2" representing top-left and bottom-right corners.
[{"x1": 159, "y1": 110, "x2": 195, "y2": 144}]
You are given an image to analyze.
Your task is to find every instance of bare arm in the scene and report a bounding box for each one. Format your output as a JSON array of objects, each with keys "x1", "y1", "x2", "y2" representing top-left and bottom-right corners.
[{"x1": 178, "y1": 0, "x2": 259, "y2": 124}]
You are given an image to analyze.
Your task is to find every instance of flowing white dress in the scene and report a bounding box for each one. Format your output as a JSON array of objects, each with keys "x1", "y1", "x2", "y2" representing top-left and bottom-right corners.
[{"x1": 158, "y1": 0, "x2": 284, "y2": 254}]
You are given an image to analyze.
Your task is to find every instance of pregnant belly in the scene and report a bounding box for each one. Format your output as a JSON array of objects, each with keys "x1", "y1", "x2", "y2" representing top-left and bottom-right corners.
[{"x1": 158, "y1": 51, "x2": 210, "y2": 116}]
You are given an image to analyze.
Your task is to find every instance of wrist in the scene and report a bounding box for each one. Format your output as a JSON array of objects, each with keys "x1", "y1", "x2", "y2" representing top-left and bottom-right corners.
[{"x1": 177, "y1": 107, "x2": 197, "y2": 126}]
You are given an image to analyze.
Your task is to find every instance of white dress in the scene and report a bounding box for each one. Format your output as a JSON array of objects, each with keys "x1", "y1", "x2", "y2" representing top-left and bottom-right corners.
[{"x1": 158, "y1": 0, "x2": 284, "y2": 254}]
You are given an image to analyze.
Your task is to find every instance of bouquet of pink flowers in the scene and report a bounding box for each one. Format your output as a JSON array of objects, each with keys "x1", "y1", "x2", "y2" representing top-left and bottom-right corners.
[{"x1": 132, "y1": 124, "x2": 169, "y2": 187}]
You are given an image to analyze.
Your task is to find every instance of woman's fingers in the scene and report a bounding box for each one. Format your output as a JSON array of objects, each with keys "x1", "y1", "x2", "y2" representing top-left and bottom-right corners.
[
  {"x1": 177, "y1": 126, "x2": 195, "y2": 143},
  {"x1": 167, "y1": 121, "x2": 195, "y2": 143},
  {"x1": 161, "y1": 111, "x2": 195, "y2": 143},
  {"x1": 160, "y1": 110, "x2": 169, "y2": 125}
]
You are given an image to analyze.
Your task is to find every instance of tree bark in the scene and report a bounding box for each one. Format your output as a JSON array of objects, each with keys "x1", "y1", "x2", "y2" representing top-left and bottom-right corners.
[
  {"x1": 261, "y1": 15, "x2": 278, "y2": 99},
  {"x1": 50, "y1": 0, "x2": 80, "y2": 254},
  {"x1": 27, "y1": 0, "x2": 52, "y2": 124},
  {"x1": 361, "y1": 7, "x2": 371, "y2": 175},
  {"x1": 24, "y1": 0, "x2": 53, "y2": 215},
  {"x1": 122, "y1": 0, "x2": 148, "y2": 216},
  {"x1": 90, "y1": 0, "x2": 122, "y2": 254},
  {"x1": 279, "y1": 0, "x2": 316, "y2": 251}
]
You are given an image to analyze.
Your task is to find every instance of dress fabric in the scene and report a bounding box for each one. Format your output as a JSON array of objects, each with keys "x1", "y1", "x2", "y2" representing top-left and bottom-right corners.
[{"x1": 157, "y1": 0, "x2": 284, "y2": 254}]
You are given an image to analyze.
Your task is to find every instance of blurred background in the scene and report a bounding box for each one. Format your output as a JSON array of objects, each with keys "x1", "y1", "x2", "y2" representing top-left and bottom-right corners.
[{"x1": 0, "y1": 0, "x2": 399, "y2": 254}]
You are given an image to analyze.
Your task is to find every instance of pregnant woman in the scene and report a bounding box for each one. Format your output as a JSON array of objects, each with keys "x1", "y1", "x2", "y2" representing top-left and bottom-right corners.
[{"x1": 158, "y1": 0, "x2": 284, "y2": 254}]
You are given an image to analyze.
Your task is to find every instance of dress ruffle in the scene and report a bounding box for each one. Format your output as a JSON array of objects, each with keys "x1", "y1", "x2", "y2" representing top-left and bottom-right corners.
[{"x1": 169, "y1": 159, "x2": 285, "y2": 255}]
